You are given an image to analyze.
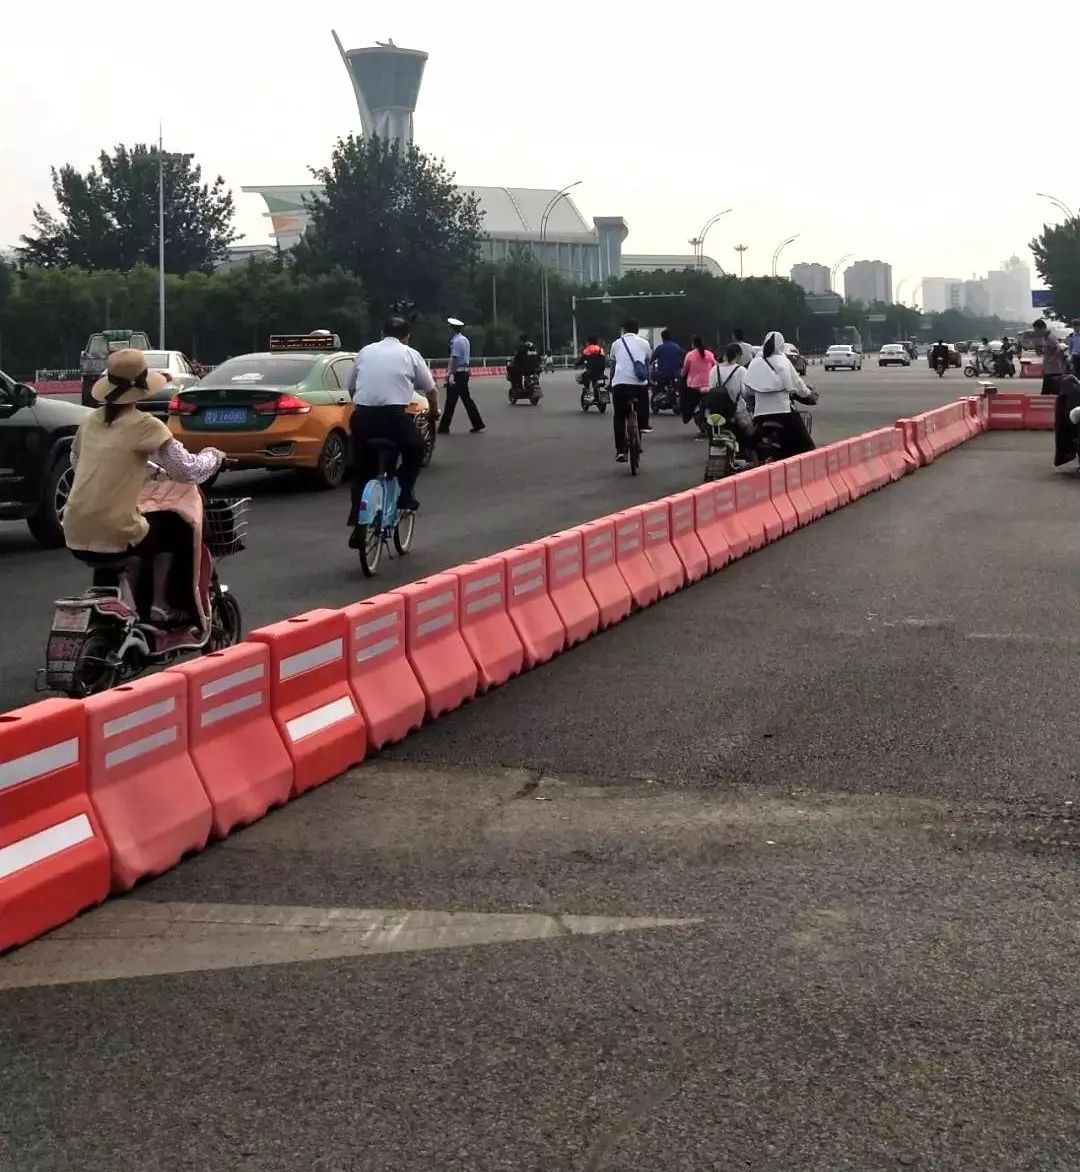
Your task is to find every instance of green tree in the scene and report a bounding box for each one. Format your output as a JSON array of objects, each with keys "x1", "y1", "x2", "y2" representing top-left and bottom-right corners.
[
  {"x1": 19, "y1": 143, "x2": 239, "y2": 273},
  {"x1": 295, "y1": 135, "x2": 482, "y2": 316},
  {"x1": 1030, "y1": 218, "x2": 1080, "y2": 319}
]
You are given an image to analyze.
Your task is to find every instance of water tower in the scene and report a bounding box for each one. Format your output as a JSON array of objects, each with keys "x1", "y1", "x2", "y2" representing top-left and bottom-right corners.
[{"x1": 332, "y1": 30, "x2": 428, "y2": 149}]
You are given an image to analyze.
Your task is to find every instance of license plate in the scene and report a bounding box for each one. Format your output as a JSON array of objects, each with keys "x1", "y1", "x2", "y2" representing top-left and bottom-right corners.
[
  {"x1": 203, "y1": 407, "x2": 248, "y2": 425},
  {"x1": 52, "y1": 607, "x2": 91, "y2": 633}
]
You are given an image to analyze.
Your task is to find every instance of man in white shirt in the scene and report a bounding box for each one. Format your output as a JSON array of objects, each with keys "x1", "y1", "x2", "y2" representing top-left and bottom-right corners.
[
  {"x1": 607, "y1": 317, "x2": 653, "y2": 462},
  {"x1": 346, "y1": 313, "x2": 434, "y2": 542}
]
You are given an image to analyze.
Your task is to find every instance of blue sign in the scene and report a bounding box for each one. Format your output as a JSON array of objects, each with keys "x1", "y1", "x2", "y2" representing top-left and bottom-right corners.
[{"x1": 1032, "y1": 289, "x2": 1053, "y2": 308}]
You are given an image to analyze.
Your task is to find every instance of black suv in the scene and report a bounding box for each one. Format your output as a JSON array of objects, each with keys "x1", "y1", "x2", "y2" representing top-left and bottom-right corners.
[{"x1": 0, "y1": 370, "x2": 90, "y2": 547}]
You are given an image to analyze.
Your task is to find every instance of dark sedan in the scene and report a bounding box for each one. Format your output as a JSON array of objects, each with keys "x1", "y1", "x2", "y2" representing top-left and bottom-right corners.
[{"x1": 1, "y1": 370, "x2": 90, "y2": 546}]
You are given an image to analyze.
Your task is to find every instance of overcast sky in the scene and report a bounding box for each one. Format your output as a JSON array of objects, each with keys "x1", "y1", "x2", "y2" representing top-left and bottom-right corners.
[{"x1": 2, "y1": 0, "x2": 1071, "y2": 296}]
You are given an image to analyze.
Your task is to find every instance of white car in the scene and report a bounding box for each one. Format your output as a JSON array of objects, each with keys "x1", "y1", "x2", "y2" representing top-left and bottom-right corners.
[
  {"x1": 878, "y1": 344, "x2": 911, "y2": 368},
  {"x1": 824, "y1": 344, "x2": 863, "y2": 371}
]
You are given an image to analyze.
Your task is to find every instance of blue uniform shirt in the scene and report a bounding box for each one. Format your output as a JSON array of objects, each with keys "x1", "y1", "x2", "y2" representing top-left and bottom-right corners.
[
  {"x1": 653, "y1": 339, "x2": 684, "y2": 380},
  {"x1": 449, "y1": 332, "x2": 471, "y2": 373}
]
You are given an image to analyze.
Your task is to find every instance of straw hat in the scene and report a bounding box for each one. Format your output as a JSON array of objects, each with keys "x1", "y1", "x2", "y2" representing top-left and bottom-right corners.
[{"x1": 90, "y1": 348, "x2": 168, "y2": 404}]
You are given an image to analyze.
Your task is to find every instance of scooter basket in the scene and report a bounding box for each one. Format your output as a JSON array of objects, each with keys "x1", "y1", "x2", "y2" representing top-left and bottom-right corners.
[{"x1": 204, "y1": 497, "x2": 250, "y2": 556}]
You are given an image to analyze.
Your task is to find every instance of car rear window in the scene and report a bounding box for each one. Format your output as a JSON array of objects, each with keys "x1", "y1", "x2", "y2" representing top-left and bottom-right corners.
[
  {"x1": 827, "y1": 346, "x2": 850, "y2": 353},
  {"x1": 143, "y1": 352, "x2": 171, "y2": 368},
  {"x1": 204, "y1": 356, "x2": 316, "y2": 387}
]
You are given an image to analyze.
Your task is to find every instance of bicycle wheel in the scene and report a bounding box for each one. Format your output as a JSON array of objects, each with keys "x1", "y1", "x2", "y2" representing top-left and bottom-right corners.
[
  {"x1": 627, "y1": 419, "x2": 641, "y2": 476},
  {"x1": 394, "y1": 509, "x2": 416, "y2": 555},
  {"x1": 358, "y1": 513, "x2": 383, "y2": 576}
]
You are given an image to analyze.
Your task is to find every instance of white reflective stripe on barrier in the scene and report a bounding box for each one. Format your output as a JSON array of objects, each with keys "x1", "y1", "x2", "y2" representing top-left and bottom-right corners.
[
  {"x1": 417, "y1": 591, "x2": 453, "y2": 615},
  {"x1": 417, "y1": 613, "x2": 454, "y2": 637},
  {"x1": 201, "y1": 691, "x2": 263, "y2": 728},
  {"x1": 512, "y1": 577, "x2": 544, "y2": 596},
  {"x1": 285, "y1": 696, "x2": 356, "y2": 743},
  {"x1": 0, "y1": 814, "x2": 94, "y2": 880},
  {"x1": 356, "y1": 613, "x2": 398, "y2": 638},
  {"x1": 0, "y1": 738, "x2": 79, "y2": 793},
  {"x1": 466, "y1": 592, "x2": 503, "y2": 616},
  {"x1": 279, "y1": 639, "x2": 344, "y2": 681},
  {"x1": 201, "y1": 664, "x2": 264, "y2": 699},
  {"x1": 103, "y1": 699, "x2": 175, "y2": 739},
  {"x1": 512, "y1": 557, "x2": 543, "y2": 577},
  {"x1": 104, "y1": 726, "x2": 178, "y2": 769},
  {"x1": 356, "y1": 636, "x2": 399, "y2": 662},
  {"x1": 553, "y1": 563, "x2": 578, "y2": 581},
  {"x1": 465, "y1": 573, "x2": 502, "y2": 595}
]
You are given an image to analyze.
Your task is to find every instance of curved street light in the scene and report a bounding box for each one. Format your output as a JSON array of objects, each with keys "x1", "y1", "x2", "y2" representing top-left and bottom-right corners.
[
  {"x1": 1036, "y1": 192, "x2": 1076, "y2": 220},
  {"x1": 895, "y1": 274, "x2": 916, "y2": 305},
  {"x1": 539, "y1": 180, "x2": 582, "y2": 353},
  {"x1": 695, "y1": 208, "x2": 732, "y2": 272},
  {"x1": 771, "y1": 234, "x2": 799, "y2": 277},
  {"x1": 830, "y1": 252, "x2": 854, "y2": 294}
]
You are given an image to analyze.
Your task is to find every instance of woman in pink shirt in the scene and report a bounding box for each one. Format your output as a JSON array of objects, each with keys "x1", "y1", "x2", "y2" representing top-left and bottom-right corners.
[{"x1": 682, "y1": 335, "x2": 717, "y2": 393}]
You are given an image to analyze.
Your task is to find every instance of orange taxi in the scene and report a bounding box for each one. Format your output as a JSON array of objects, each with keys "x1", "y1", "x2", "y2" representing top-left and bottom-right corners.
[{"x1": 168, "y1": 334, "x2": 355, "y2": 489}]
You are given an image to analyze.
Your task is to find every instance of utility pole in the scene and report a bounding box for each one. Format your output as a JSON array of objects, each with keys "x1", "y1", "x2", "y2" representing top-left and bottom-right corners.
[
  {"x1": 157, "y1": 121, "x2": 165, "y2": 348},
  {"x1": 734, "y1": 244, "x2": 748, "y2": 279}
]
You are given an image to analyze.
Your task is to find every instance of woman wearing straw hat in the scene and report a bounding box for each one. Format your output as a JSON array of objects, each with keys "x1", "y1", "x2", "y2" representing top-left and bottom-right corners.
[{"x1": 63, "y1": 348, "x2": 225, "y2": 621}]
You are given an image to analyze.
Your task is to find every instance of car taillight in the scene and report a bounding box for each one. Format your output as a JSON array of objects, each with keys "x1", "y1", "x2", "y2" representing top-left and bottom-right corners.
[
  {"x1": 169, "y1": 395, "x2": 196, "y2": 415},
  {"x1": 253, "y1": 394, "x2": 311, "y2": 416}
]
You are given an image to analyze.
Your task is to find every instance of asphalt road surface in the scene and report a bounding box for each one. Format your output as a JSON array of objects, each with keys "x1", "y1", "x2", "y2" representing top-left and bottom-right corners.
[
  {"x1": 8, "y1": 367, "x2": 1080, "y2": 1172},
  {"x1": 3, "y1": 363, "x2": 973, "y2": 714}
]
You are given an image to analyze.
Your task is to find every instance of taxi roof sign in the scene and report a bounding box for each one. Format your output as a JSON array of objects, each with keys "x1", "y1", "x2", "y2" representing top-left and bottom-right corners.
[{"x1": 269, "y1": 333, "x2": 341, "y2": 351}]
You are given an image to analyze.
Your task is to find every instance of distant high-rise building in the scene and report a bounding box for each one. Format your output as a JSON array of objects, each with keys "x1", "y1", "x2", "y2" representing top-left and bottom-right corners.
[
  {"x1": 962, "y1": 279, "x2": 990, "y2": 317},
  {"x1": 986, "y1": 256, "x2": 1032, "y2": 323},
  {"x1": 922, "y1": 277, "x2": 964, "y2": 313},
  {"x1": 790, "y1": 262, "x2": 830, "y2": 295},
  {"x1": 844, "y1": 259, "x2": 893, "y2": 304}
]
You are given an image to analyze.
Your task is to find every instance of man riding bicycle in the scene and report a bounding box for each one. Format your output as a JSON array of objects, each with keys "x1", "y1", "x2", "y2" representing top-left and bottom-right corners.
[
  {"x1": 607, "y1": 318, "x2": 653, "y2": 463},
  {"x1": 346, "y1": 312, "x2": 433, "y2": 548}
]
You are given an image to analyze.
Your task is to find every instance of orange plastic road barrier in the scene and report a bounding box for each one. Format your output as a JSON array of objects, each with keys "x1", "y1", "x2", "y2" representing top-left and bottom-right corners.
[
  {"x1": 734, "y1": 469, "x2": 782, "y2": 547},
  {"x1": 542, "y1": 532, "x2": 601, "y2": 647},
  {"x1": 396, "y1": 575, "x2": 478, "y2": 718},
  {"x1": 249, "y1": 609, "x2": 366, "y2": 794},
  {"x1": 690, "y1": 483, "x2": 732, "y2": 572},
  {"x1": 170, "y1": 643, "x2": 292, "y2": 838},
  {"x1": 796, "y1": 452, "x2": 829, "y2": 518},
  {"x1": 894, "y1": 419, "x2": 921, "y2": 469},
  {"x1": 714, "y1": 478, "x2": 752, "y2": 560},
  {"x1": 911, "y1": 416, "x2": 936, "y2": 465},
  {"x1": 639, "y1": 502, "x2": 685, "y2": 596},
  {"x1": 956, "y1": 397, "x2": 980, "y2": 438},
  {"x1": 613, "y1": 509, "x2": 661, "y2": 609},
  {"x1": 850, "y1": 435, "x2": 891, "y2": 492},
  {"x1": 85, "y1": 674, "x2": 212, "y2": 892},
  {"x1": 1023, "y1": 395, "x2": 1055, "y2": 430},
  {"x1": 502, "y1": 543, "x2": 567, "y2": 667},
  {"x1": 823, "y1": 444, "x2": 854, "y2": 507},
  {"x1": 876, "y1": 429, "x2": 908, "y2": 481},
  {"x1": 578, "y1": 518, "x2": 633, "y2": 628},
  {"x1": 450, "y1": 557, "x2": 525, "y2": 692},
  {"x1": 766, "y1": 461, "x2": 799, "y2": 534},
  {"x1": 987, "y1": 392, "x2": 1028, "y2": 430},
  {"x1": 343, "y1": 593, "x2": 426, "y2": 746},
  {"x1": 0, "y1": 699, "x2": 110, "y2": 953},
  {"x1": 667, "y1": 492, "x2": 709, "y2": 582},
  {"x1": 784, "y1": 456, "x2": 816, "y2": 525}
]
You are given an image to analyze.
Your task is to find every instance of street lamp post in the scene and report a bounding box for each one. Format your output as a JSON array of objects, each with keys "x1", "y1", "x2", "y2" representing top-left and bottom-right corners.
[
  {"x1": 540, "y1": 181, "x2": 581, "y2": 354},
  {"x1": 1036, "y1": 192, "x2": 1076, "y2": 220},
  {"x1": 695, "y1": 208, "x2": 732, "y2": 272},
  {"x1": 830, "y1": 253, "x2": 854, "y2": 295},
  {"x1": 157, "y1": 122, "x2": 166, "y2": 348},
  {"x1": 733, "y1": 244, "x2": 748, "y2": 279},
  {"x1": 771, "y1": 235, "x2": 799, "y2": 277}
]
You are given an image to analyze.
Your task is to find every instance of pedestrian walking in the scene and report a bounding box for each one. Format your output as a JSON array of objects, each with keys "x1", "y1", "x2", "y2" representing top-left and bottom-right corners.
[
  {"x1": 1034, "y1": 318, "x2": 1068, "y2": 396},
  {"x1": 438, "y1": 317, "x2": 485, "y2": 434},
  {"x1": 1068, "y1": 319, "x2": 1080, "y2": 379}
]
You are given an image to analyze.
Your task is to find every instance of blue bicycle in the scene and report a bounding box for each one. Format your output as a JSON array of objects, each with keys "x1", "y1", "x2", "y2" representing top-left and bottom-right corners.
[{"x1": 355, "y1": 439, "x2": 416, "y2": 577}]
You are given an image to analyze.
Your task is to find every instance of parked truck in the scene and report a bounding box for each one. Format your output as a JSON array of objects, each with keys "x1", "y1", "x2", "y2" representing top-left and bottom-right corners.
[{"x1": 80, "y1": 329, "x2": 151, "y2": 406}]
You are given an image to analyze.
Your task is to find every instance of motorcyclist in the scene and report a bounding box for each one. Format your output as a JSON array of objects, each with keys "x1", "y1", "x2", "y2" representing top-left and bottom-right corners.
[
  {"x1": 746, "y1": 331, "x2": 817, "y2": 458},
  {"x1": 651, "y1": 329, "x2": 684, "y2": 389},
  {"x1": 508, "y1": 334, "x2": 541, "y2": 392},
  {"x1": 62, "y1": 348, "x2": 224, "y2": 621},
  {"x1": 577, "y1": 336, "x2": 607, "y2": 389},
  {"x1": 930, "y1": 340, "x2": 950, "y2": 372}
]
